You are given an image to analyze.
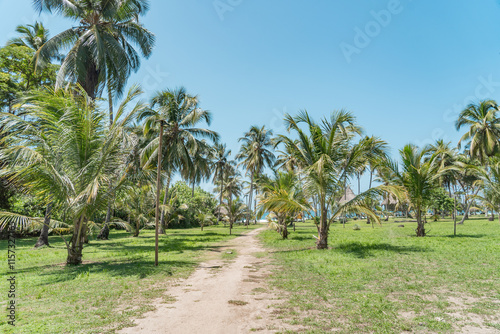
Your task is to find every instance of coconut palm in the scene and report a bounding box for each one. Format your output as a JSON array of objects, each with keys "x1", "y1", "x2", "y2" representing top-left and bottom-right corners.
[
  {"x1": 197, "y1": 212, "x2": 215, "y2": 231},
  {"x1": 140, "y1": 87, "x2": 218, "y2": 231},
  {"x1": 184, "y1": 140, "x2": 213, "y2": 198},
  {"x1": 0, "y1": 86, "x2": 137, "y2": 264},
  {"x1": 380, "y1": 144, "x2": 443, "y2": 236},
  {"x1": 8, "y1": 22, "x2": 49, "y2": 51},
  {"x1": 451, "y1": 154, "x2": 482, "y2": 223},
  {"x1": 211, "y1": 143, "x2": 232, "y2": 222},
  {"x1": 237, "y1": 125, "x2": 275, "y2": 222},
  {"x1": 224, "y1": 198, "x2": 247, "y2": 235},
  {"x1": 456, "y1": 100, "x2": 500, "y2": 163},
  {"x1": 96, "y1": 85, "x2": 149, "y2": 240},
  {"x1": 257, "y1": 171, "x2": 310, "y2": 239},
  {"x1": 34, "y1": 0, "x2": 155, "y2": 123},
  {"x1": 277, "y1": 110, "x2": 380, "y2": 249}
]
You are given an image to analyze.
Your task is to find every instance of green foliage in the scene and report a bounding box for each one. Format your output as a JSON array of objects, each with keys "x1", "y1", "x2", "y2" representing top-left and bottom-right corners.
[
  {"x1": 0, "y1": 45, "x2": 57, "y2": 111},
  {"x1": 426, "y1": 187, "x2": 454, "y2": 215},
  {"x1": 8, "y1": 194, "x2": 45, "y2": 218},
  {"x1": 169, "y1": 181, "x2": 217, "y2": 227}
]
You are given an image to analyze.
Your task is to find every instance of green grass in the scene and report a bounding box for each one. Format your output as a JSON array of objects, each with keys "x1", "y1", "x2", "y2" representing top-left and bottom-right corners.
[
  {"x1": 0, "y1": 223, "x2": 259, "y2": 334},
  {"x1": 259, "y1": 217, "x2": 500, "y2": 334}
]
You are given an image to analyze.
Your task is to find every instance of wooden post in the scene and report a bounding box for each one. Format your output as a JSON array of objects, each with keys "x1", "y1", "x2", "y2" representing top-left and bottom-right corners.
[
  {"x1": 454, "y1": 195, "x2": 457, "y2": 237},
  {"x1": 155, "y1": 120, "x2": 164, "y2": 266}
]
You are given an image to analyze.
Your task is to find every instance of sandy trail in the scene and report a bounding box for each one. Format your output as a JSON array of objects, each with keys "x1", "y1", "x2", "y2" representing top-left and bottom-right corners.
[{"x1": 119, "y1": 227, "x2": 291, "y2": 334}]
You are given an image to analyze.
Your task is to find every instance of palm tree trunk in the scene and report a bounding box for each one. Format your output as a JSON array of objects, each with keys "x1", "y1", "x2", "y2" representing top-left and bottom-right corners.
[
  {"x1": 357, "y1": 173, "x2": 360, "y2": 195},
  {"x1": 316, "y1": 199, "x2": 328, "y2": 249},
  {"x1": 458, "y1": 188, "x2": 480, "y2": 225},
  {"x1": 67, "y1": 216, "x2": 87, "y2": 265},
  {"x1": 218, "y1": 173, "x2": 224, "y2": 224},
  {"x1": 254, "y1": 189, "x2": 258, "y2": 224},
  {"x1": 416, "y1": 207, "x2": 425, "y2": 237},
  {"x1": 248, "y1": 174, "x2": 254, "y2": 224},
  {"x1": 281, "y1": 218, "x2": 288, "y2": 239},
  {"x1": 369, "y1": 169, "x2": 373, "y2": 189},
  {"x1": 34, "y1": 202, "x2": 52, "y2": 248},
  {"x1": 191, "y1": 180, "x2": 195, "y2": 198},
  {"x1": 108, "y1": 86, "x2": 113, "y2": 126},
  {"x1": 97, "y1": 203, "x2": 112, "y2": 240}
]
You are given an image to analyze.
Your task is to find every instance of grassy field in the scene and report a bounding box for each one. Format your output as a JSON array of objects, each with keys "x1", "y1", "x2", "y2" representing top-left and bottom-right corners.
[
  {"x1": 259, "y1": 217, "x2": 500, "y2": 334},
  {"x1": 0, "y1": 224, "x2": 258, "y2": 334}
]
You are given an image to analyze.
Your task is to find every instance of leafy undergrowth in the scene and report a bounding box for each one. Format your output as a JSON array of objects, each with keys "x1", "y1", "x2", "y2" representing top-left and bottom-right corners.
[
  {"x1": 0, "y1": 224, "x2": 259, "y2": 334},
  {"x1": 259, "y1": 217, "x2": 500, "y2": 333}
]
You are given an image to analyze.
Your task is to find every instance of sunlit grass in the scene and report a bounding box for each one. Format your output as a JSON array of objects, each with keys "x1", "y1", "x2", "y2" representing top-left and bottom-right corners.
[
  {"x1": 259, "y1": 217, "x2": 500, "y2": 333},
  {"x1": 0, "y1": 223, "x2": 259, "y2": 334}
]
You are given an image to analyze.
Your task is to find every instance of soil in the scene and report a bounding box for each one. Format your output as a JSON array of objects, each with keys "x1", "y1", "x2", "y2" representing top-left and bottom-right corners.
[{"x1": 118, "y1": 227, "x2": 298, "y2": 334}]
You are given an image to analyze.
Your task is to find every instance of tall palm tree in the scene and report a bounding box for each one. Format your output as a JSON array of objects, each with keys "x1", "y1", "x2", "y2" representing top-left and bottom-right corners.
[
  {"x1": 1, "y1": 86, "x2": 137, "y2": 264},
  {"x1": 220, "y1": 164, "x2": 243, "y2": 234},
  {"x1": 140, "y1": 87, "x2": 219, "y2": 231},
  {"x1": 211, "y1": 143, "x2": 232, "y2": 222},
  {"x1": 381, "y1": 144, "x2": 442, "y2": 236},
  {"x1": 237, "y1": 125, "x2": 275, "y2": 223},
  {"x1": 34, "y1": 0, "x2": 155, "y2": 123},
  {"x1": 456, "y1": 100, "x2": 500, "y2": 163},
  {"x1": 278, "y1": 110, "x2": 379, "y2": 249}
]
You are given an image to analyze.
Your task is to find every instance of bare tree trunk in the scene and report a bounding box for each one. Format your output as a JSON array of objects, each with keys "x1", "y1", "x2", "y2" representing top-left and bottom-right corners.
[
  {"x1": 34, "y1": 202, "x2": 52, "y2": 248},
  {"x1": 416, "y1": 208, "x2": 425, "y2": 237}
]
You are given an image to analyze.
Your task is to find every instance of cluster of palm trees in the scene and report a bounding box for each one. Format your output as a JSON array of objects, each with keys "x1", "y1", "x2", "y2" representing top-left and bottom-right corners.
[{"x1": 1, "y1": 1, "x2": 500, "y2": 267}]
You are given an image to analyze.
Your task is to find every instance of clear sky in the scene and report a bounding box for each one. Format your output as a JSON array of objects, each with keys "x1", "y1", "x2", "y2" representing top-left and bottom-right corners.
[{"x1": 2, "y1": 0, "x2": 500, "y2": 192}]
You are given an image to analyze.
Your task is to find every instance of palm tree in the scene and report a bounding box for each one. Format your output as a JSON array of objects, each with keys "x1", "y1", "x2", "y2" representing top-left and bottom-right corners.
[
  {"x1": 257, "y1": 171, "x2": 310, "y2": 239},
  {"x1": 381, "y1": 144, "x2": 442, "y2": 236},
  {"x1": 211, "y1": 143, "x2": 232, "y2": 222},
  {"x1": 184, "y1": 140, "x2": 213, "y2": 198},
  {"x1": 34, "y1": 0, "x2": 155, "y2": 123},
  {"x1": 197, "y1": 212, "x2": 215, "y2": 231},
  {"x1": 224, "y1": 198, "x2": 247, "y2": 235},
  {"x1": 428, "y1": 140, "x2": 458, "y2": 196},
  {"x1": 277, "y1": 110, "x2": 380, "y2": 249},
  {"x1": 451, "y1": 154, "x2": 482, "y2": 223},
  {"x1": 140, "y1": 87, "x2": 218, "y2": 232},
  {"x1": 237, "y1": 125, "x2": 275, "y2": 223},
  {"x1": 456, "y1": 100, "x2": 500, "y2": 163},
  {"x1": 96, "y1": 85, "x2": 149, "y2": 240},
  {"x1": 220, "y1": 164, "x2": 242, "y2": 234},
  {"x1": 1, "y1": 86, "x2": 137, "y2": 264},
  {"x1": 8, "y1": 22, "x2": 49, "y2": 51}
]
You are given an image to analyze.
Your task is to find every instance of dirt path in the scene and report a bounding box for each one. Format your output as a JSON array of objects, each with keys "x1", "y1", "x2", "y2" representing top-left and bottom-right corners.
[{"x1": 119, "y1": 227, "x2": 293, "y2": 334}]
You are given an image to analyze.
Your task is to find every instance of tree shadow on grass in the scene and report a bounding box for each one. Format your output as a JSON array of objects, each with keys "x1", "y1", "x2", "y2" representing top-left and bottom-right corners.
[
  {"x1": 441, "y1": 234, "x2": 487, "y2": 239},
  {"x1": 25, "y1": 258, "x2": 196, "y2": 286},
  {"x1": 333, "y1": 242, "x2": 428, "y2": 259}
]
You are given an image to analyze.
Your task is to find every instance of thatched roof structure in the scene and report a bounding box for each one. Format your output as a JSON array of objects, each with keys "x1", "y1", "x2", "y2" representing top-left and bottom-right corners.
[
  {"x1": 339, "y1": 187, "x2": 356, "y2": 203},
  {"x1": 381, "y1": 196, "x2": 398, "y2": 206}
]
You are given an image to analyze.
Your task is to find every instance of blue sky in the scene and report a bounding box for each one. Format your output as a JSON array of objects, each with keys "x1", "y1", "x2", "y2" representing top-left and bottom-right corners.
[{"x1": 2, "y1": 0, "x2": 500, "y2": 192}]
